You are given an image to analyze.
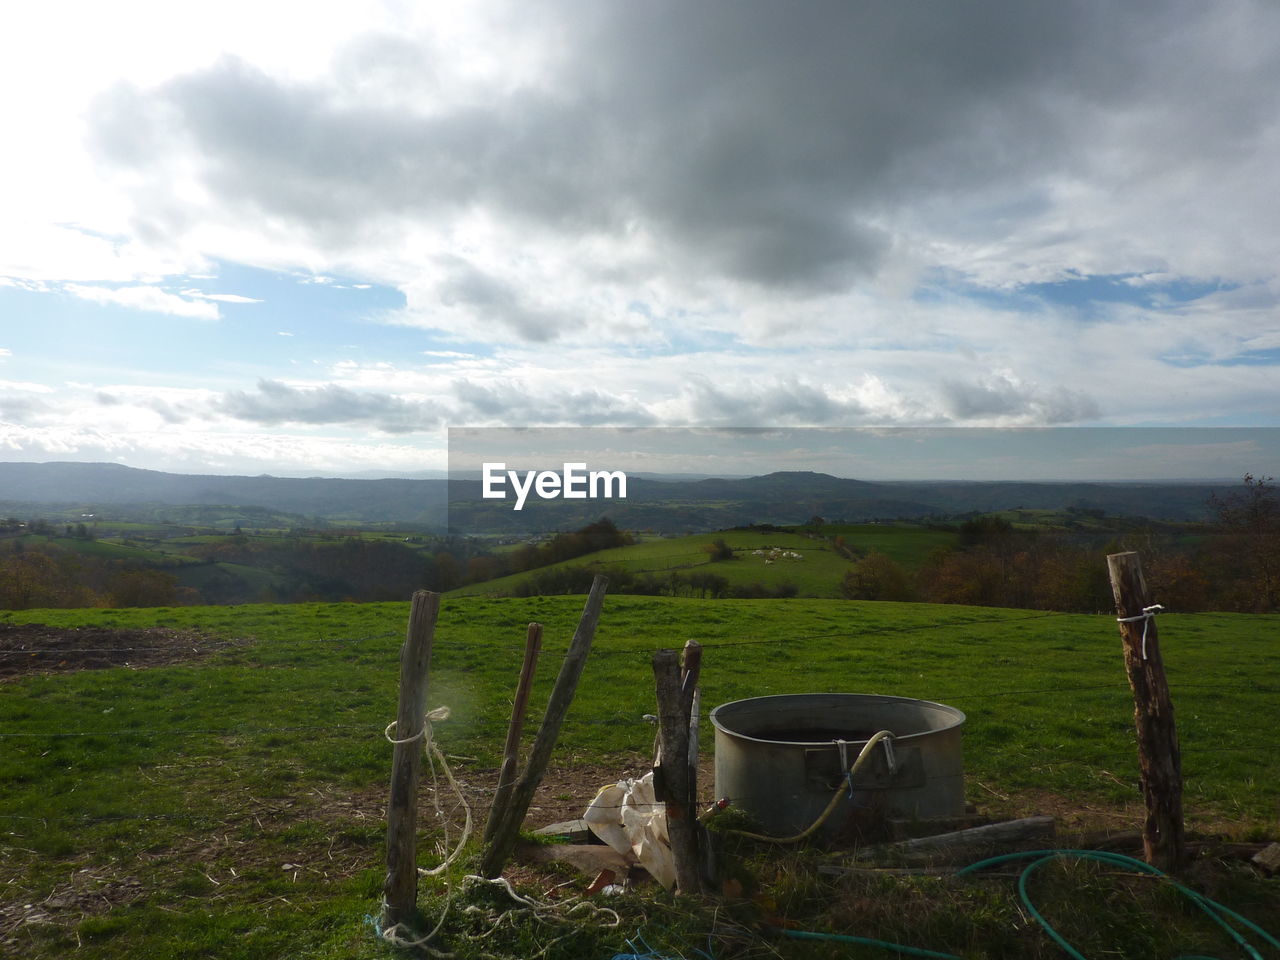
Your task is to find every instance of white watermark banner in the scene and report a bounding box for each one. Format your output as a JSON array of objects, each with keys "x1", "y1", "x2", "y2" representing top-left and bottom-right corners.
[{"x1": 446, "y1": 426, "x2": 1279, "y2": 537}]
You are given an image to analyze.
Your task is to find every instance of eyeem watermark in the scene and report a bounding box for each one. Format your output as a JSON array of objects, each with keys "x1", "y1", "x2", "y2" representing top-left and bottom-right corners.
[{"x1": 482, "y1": 462, "x2": 628, "y2": 511}]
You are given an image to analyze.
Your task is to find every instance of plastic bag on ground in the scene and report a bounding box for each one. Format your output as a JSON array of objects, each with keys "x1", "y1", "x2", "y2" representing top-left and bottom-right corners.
[{"x1": 582, "y1": 771, "x2": 675, "y2": 889}]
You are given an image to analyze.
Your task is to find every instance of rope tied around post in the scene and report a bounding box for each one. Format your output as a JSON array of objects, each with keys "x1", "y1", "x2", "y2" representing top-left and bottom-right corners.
[
  {"x1": 383, "y1": 706, "x2": 473, "y2": 876},
  {"x1": 378, "y1": 703, "x2": 474, "y2": 953},
  {"x1": 384, "y1": 705, "x2": 453, "y2": 745},
  {"x1": 1116, "y1": 604, "x2": 1165, "y2": 660}
]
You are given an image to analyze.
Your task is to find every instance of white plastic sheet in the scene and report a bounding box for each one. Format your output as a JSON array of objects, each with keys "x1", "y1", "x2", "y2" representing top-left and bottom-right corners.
[{"x1": 582, "y1": 772, "x2": 676, "y2": 889}]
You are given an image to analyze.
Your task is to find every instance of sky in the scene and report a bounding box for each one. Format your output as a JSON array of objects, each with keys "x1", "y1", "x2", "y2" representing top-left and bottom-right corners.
[{"x1": 2, "y1": 0, "x2": 1279, "y2": 480}]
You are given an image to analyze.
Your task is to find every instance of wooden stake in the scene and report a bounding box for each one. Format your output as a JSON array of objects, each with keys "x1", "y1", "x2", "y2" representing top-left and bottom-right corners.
[
  {"x1": 1107, "y1": 551, "x2": 1186, "y2": 872},
  {"x1": 484, "y1": 622, "x2": 544, "y2": 842},
  {"x1": 680, "y1": 640, "x2": 702, "y2": 806},
  {"x1": 383, "y1": 590, "x2": 441, "y2": 930},
  {"x1": 479, "y1": 576, "x2": 608, "y2": 878},
  {"x1": 653, "y1": 648, "x2": 704, "y2": 894}
]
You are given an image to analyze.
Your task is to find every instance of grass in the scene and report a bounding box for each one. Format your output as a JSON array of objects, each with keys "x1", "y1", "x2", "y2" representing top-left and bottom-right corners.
[
  {"x1": 796, "y1": 522, "x2": 959, "y2": 571},
  {"x1": 1, "y1": 596, "x2": 1278, "y2": 958}
]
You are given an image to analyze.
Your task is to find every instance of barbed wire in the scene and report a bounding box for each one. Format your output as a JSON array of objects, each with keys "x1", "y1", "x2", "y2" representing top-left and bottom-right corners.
[
  {"x1": 3, "y1": 749, "x2": 1276, "y2": 827},
  {"x1": 1, "y1": 679, "x2": 1274, "y2": 739},
  {"x1": 1, "y1": 605, "x2": 1273, "y2": 662}
]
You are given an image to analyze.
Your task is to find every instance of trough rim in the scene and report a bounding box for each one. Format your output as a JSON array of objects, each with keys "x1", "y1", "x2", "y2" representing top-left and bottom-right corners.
[{"x1": 709, "y1": 692, "x2": 966, "y2": 747}]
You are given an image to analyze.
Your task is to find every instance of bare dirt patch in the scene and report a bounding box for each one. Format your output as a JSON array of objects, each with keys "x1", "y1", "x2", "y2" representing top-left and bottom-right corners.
[{"x1": 0, "y1": 623, "x2": 239, "y2": 680}]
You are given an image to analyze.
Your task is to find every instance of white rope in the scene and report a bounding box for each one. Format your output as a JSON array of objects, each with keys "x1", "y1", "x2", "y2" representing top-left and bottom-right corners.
[
  {"x1": 376, "y1": 712, "x2": 619, "y2": 957},
  {"x1": 419, "y1": 737, "x2": 472, "y2": 877},
  {"x1": 384, "y1": 705, "x2": 452, "y2": 745},
  {"x1": 378, "y1": 914, "x2": 455, "y2": 957},
  {"x1": 1117, "y1": 604, "x2": 1165, "y2": 660},
  {"x1": 378, "y1": 705, "x2": 467, "y2": 953},
  {"x1": 456, "y1": 875, "x2": 622, "y2": 960}
]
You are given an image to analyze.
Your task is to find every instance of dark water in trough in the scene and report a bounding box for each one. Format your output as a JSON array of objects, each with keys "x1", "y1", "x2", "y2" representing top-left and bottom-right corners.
[{"x1": 749, "y1": 727, "x2": 882, "y2": 743}]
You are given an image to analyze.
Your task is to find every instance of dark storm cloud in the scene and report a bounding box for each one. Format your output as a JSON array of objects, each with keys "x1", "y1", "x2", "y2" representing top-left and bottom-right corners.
[
  {"x1": 941, "y1": 375, "x2": 1100, "y2": 424},
  {"x1": 0, "y1": 394, "x2": 50, "y2": 424},
  {"x1": 88, "y1": 0, "x2": 1279, "y2": 321},
  {"x1": 436, "y1": 257, "x2": 568, "y2": 342},
  {"x1": 218, "y1": 379, "x2": 440, "y2": 433},
  {"x1": 684, "y1": 377, "x2": 867, "y2": 425},
  {"x1": 452, "y1": 379, "x2": 657, "y2": 426}
]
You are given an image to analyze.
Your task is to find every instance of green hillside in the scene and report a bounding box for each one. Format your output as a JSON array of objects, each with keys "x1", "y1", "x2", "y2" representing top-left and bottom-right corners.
[
  {"x1": 450, "y1": 528, "x2": 852, "y2": 597},
  {"x1": 453, "y1": 524, "x2": 958, "y2": 598}
]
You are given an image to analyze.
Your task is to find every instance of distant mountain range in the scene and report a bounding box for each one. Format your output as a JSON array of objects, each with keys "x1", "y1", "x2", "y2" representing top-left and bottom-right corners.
[
  {"x1": 0, "y1": 461, "x2": 1238, "y2": 533},
  {"x1": 0, "y1": 461, "x2": 448, "y2": 525}
]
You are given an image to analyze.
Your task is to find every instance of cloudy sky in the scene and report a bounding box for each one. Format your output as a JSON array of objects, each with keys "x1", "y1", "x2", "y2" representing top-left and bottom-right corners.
[{"x1": 2, "y1": 0, "x2": 1278, "y2": 478}]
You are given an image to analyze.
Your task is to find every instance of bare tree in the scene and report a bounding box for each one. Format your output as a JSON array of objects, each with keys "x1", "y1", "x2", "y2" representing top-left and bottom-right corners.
[{"x1": 1210, "y1": 474, "x2": 1279, "y2": 612}]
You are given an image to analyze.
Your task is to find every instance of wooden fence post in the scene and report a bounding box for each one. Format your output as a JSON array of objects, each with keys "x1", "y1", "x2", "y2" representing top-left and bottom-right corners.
[
  {"x1": 680, "y1": 640, "x2": 702, "y2": 808},
  {"x1": 1107, "y1": 551, "x2": 1186, "y2": 872},
  {"x1": 479, "y1": 576, "x2": 608, "y2": 878},
  {"x1": 383, "y1": 590, "x2": 441, "y2": 930},
  {"x1": 484, "y1": 622, "x2": 544, "y2": 841},
  {"x1": 653, "y1": 644, "x2": 704, "y2": 895}
]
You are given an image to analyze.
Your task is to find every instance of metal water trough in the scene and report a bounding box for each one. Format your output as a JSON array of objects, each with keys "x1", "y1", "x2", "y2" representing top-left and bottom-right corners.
[{"x1": 710, "y1": 693, "x2": 966, "y2": 839}]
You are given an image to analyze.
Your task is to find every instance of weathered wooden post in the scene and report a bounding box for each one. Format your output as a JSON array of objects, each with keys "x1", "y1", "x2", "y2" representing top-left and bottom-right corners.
[
  {"x1": 383, "y1": 590, "x2": 441, "y2": 930},
  {"x1": 480, "y1": 576, "x2": 608, "y2": 878},
  {"x1": 680, "y1": 639, "x2": 702, "y2": 807},
  {"x1": 484, "y1": 622, "x2": 544, "y2": 841},
  {"x1": 652, "y1": 643, "x2": 705, "y2": 894},
  {"x1": 1107, "y1": 551, "x2": 1186, "y2": 872}
]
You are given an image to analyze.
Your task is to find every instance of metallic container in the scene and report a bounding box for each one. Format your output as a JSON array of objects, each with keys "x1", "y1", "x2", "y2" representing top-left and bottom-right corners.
[{"x1": 710, "y1": 693, "x2": 966, "y2": 839}]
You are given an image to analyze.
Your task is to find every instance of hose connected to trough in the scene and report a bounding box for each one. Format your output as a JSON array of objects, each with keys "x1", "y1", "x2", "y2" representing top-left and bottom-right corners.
[{"x1": 722, "y1": 729, "x2": 896, "y2": 844}]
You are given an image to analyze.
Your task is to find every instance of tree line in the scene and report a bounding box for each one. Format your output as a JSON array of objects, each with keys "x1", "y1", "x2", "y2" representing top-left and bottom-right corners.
[
  {"x1": 0, "y1": 517, "x2": 636, "y2": 609},
  {"x1": 840, "y1": 475, "x2": 1279, "y2": 613}
]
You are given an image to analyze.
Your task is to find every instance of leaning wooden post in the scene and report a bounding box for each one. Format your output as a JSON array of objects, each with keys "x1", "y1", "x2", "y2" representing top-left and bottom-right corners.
[
  {"x1": 383, "y1": 590, "x2": 441, "y2": 930},
  {"x1": 680, "y1": 640, "x2": 702, "y2": 801},
  {"x1": 479, "y1": 576, "x2": 608, "y2": 878},
  {"x1": 1107, "y1": 551, "x2": 1186, "y2": 872},
  {"x1": 654, "y1": 647, "x2": 704, "y2": 894},
  {"x1": 484, "y1": 622, "x2": 544, "y2": 841}
]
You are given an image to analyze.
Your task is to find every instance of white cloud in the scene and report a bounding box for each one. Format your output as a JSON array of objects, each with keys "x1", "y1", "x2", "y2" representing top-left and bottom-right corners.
[
  {"x1": 62, "y1": 283, "x2": 220, "y2": 319},
  {"x1": 0, "y1": 380, "x2": 55, "y2": 393},
  {"x1": 180, "y1": 289, "x2": 263, "y2": 303}
]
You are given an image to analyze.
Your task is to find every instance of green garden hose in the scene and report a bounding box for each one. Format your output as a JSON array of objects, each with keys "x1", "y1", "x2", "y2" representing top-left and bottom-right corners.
[
  {"x1": 767, "y1": 849, "x2": 1278, "y2": 959},
  {"x1": 957, "y1": 849, "x2": 1280, "y2": 960}
]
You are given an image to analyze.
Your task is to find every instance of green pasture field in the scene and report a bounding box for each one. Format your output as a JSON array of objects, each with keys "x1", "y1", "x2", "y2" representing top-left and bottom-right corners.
[
  {"x1": 1, "y1": 597, "x2": 1277, "y2": 959},
  {"x1": 796, "y1": 523, "x2": 959, "y2": 570},
  {"x1": 173, "y1": 560, "x2": 284, "y2": 595},
  {"x1": 452, "y1": 529, "x2": 856, "y2": 597},
  {"x1": 15, "y1": 534, "x2": 178, "y2": 565}
]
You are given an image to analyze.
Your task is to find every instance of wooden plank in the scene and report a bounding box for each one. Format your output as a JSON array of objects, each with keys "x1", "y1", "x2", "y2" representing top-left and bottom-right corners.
[
  {"x1": 382, "y1": 591, "x2": 441, "y2": 929},
  {"x1": 1252, "y1": 842, "x2": 1280, "y2": 875},
  {"x1": 887, "y1": 815, "x2": 988, "y2": 841},
  {"x1": 849, "y1": 816, "x2": 1056, "y2": 861},
  {"x1": 533, "y1": 819, "x2": 595, "y2": 843}
]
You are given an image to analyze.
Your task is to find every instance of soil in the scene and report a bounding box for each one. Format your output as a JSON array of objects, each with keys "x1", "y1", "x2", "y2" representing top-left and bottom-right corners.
[{"x1": 0, "y1": 623, "x2": 238, "y2": 680}]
